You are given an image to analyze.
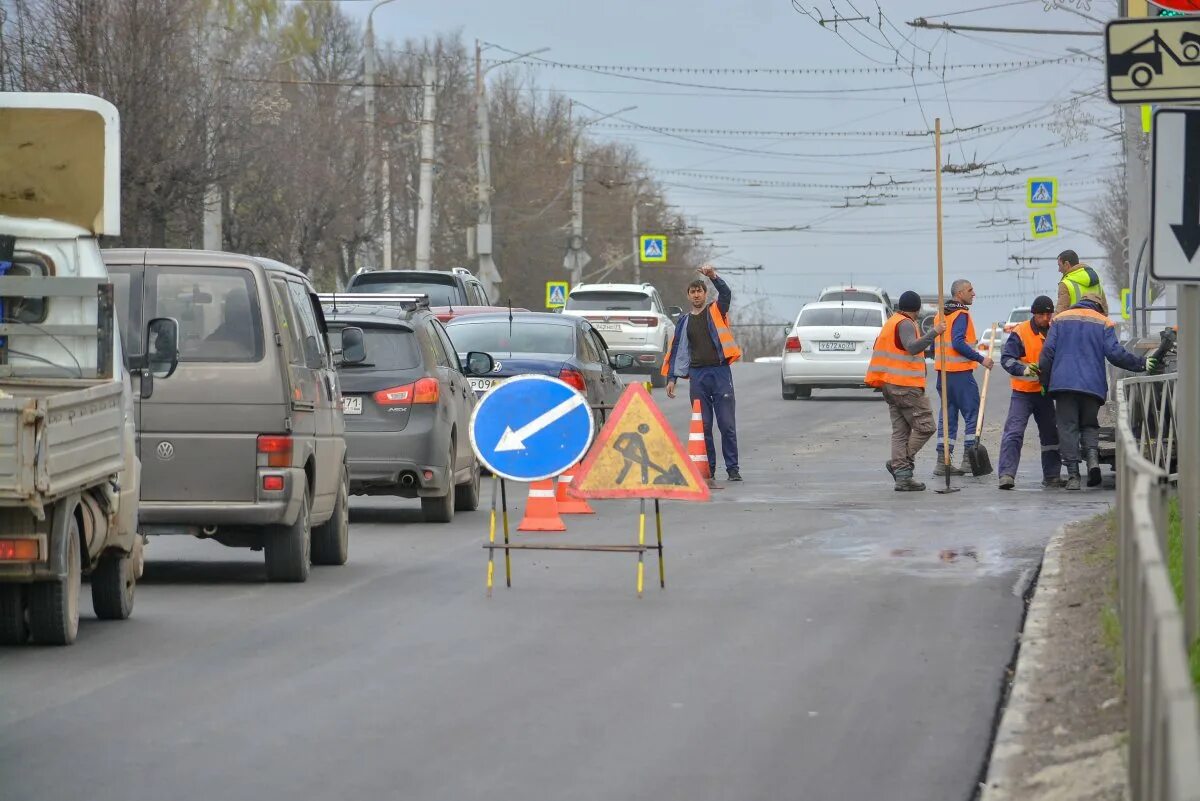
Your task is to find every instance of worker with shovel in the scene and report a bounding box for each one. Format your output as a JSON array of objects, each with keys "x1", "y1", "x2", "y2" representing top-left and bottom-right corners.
[
  {"x1": 996, "y1": 296, "x2": 1063, "y2": 490},
  {"x1": 931, "y1": 279, "x2": 993, "y2": 476}
]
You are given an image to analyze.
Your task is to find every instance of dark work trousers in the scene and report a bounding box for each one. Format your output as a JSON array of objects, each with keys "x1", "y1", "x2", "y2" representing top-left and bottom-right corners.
[
  {"x1": 998, "y1": 390, "x2": 1061, "y2": 479},
  {"x1": 1053, "y1": 391, "x2": 1103, "y2": 467},
  {"x1": 690, "y1": 364, "x2": 738, "y2": 473},
  {"x1": 935, "y1": 370, "x2": 980, "y2": 458}
]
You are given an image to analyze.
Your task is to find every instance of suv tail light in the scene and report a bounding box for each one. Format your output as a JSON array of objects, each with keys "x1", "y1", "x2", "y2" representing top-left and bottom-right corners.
[
  {"x1": 375, "y1": 377, "x2": 440, "y2": 406},
  {"x1": 559, "y1": 368, "x2": 587, "y2": 392},
  {"x1": 785, "y1": 336, "x2": 802, "y2": 352},
  {"x1": 257, "y1": 435, "x2": 293, "y2": 468},
  {"x1": 629, "y1": 317, "x2": 659, "y2": 327}
]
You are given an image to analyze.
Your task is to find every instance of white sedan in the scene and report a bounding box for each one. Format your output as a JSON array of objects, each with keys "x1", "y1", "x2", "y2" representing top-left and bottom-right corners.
[{"x1": 781, "y1": 301, "x2": 887, "y2": 399}]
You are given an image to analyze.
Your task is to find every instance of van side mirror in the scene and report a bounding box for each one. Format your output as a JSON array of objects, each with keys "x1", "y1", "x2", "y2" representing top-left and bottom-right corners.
[
  {"x1": 463, "y1": 351, "x2": 495, "y2": 376},
  {"x1": 147, "y1": 318, "x2": 179, "y2": 379},
  {"x1": 340, "y1": 327, "x2": 366, "y2": 365}
]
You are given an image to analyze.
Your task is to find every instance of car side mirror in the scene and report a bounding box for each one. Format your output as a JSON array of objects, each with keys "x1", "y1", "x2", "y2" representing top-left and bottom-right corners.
[
  {"x1": 609, "y1": 353, "x2": 635, "y2": 370},
  {"x1": 340, "y1": 327, "x2": 366, "y2": 365},
  {"x1": 668, "y1": 306, "x2": 683, "y2": 319},
  {"x1": 464, "y1": 351, "x2": 495, "y2": 376}
]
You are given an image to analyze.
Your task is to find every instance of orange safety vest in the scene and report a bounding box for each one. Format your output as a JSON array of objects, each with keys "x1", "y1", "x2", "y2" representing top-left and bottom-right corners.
[
  {"x1": 661, "y1": 303, "x2": 741, "y2": 376},
  {"x1": 1009, "y1": 320, "x2": 1045, "y2": 393},
  {"x1": 934, "y1": 309, "x2": 978, "y2": 373},
  {"x1": 865, "y1": 313, "x2": 927, "y2": 389}
]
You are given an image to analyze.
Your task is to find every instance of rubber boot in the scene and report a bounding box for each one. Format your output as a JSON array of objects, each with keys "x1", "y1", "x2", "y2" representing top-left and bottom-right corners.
[
  {"x1": 1065, "y1": 463, "x2": 1081, "y2": 491},
  {"x1": 1086, "y1": 448, "x2": 1102, "y2": 488},
  {"x1": 894, "y1": 468, "x2": 926, "y2": 492}
]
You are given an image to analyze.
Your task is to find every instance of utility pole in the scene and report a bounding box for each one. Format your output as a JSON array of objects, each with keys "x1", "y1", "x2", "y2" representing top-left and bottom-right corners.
[
  {"x1": 415, "y1": 62, "x2": 437, "y2": 271},
  {"x1": 564, "y1": 103, "x2": 636, "y2": 286},
  {"x1": 630, "y1": 178, "x2": 646, "y2": 284},
  {"x1": 363, "y1": 11, "x2": 378, "y2": 270},
  {"x1": 474, "y1": 41, "x2": 500, "y2": 299},
  {"x1": 381, "y1": 138, "x2": 392, "y2": 270}
]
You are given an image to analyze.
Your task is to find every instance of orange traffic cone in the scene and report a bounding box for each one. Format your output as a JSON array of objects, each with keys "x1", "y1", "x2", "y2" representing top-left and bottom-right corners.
[
  {"x1": 688, "y1": 399, "x2": 710, "y2": 479},
  {"x1": 556, "y1": 462, "x2": 594, "y2": 515},
  {"x1": 517, "y1": 478, "x2": 566, "y2": 532}
]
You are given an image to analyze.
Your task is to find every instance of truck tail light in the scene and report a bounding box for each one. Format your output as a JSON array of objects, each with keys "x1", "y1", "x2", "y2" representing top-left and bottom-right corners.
[
  {"x1": 558, "y1": 368, "x2": 587, "y2": 392},
  {"x1": 257, "y1": 435, "x2": 293, "y2": 468},
  {"x1": 785, "y1": 336, "x2": 802, "y2": 352},
  {"x1": 0, "y1": 538, "x2": 40, "y2": 562},
  {"x1": 375, "y1": 377, "x2": 439, "y2": 406}
]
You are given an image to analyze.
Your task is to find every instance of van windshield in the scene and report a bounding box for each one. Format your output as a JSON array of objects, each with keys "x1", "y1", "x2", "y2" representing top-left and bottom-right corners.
[{"x1": 151, "y1": 267, "x2": 264, "y2": 362}]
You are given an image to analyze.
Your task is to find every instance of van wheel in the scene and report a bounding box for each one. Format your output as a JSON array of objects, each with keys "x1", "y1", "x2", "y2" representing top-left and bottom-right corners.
[
  {"x1": 422, "y1": 448, "x2": 456, "y2": 524},
  {"x1": 455, "y1": 459, "x2": 481, "y2": 512},
  {"x1": 0, "y1": 585, "x2": 28, "y2": 645},
  {"x1": 91, "y1": 551, "x2": 136, "y2": 620},
  {"x1": 312, "y1": 470, "x2": 350, "y2": 566},
  {"x1": 29, "y1": 517, "x2": 81, "y2": 645},
  {"x1": 265, "y1": 488, "x2": 311, "y2": 582}
]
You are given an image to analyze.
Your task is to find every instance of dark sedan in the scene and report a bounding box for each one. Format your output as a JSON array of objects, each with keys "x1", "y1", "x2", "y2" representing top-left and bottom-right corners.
[{"x1": 444, "y1": 312, "x2": 631, "y2": 409}]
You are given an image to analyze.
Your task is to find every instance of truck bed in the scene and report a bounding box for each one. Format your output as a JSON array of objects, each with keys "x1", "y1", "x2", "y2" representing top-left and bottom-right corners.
[{"x1": 0, "y1": 378, "x2": 125, "y2": 510}]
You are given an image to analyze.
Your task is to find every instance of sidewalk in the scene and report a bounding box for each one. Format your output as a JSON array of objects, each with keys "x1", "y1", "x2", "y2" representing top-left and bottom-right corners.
[{"x1": 981, "y1": 516, "x2": 1129, "y2": 801}]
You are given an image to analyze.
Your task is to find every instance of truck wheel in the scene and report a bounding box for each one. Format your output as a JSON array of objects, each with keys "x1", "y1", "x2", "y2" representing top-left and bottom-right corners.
[
  {"x1": 265, "y1": 488, "x2": 311, "y2": 582},
  {"x1": 422, "y1": 448, "x2": 456, "y2": 523},
  {"x1": 455, "y1": 459, "x2": 481, "y2": 512},
  {"x1": 311, "y1": 470, "x2": 349, "y2": 566},
  {"x1": 0, "y1": 585, "x2": 28, "y2": 645},
  {"x1": 91, "y1": 551, "x2": 136, "y2": 620},
  {"x1": 29, "y1": 517, "x2": 81, "y2": 645}
]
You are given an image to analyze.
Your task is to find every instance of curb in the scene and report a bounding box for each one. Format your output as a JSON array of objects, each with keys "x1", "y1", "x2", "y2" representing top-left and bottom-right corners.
[{"x1": 979, "y1": 527, "x2": 1064, "y2": 801}]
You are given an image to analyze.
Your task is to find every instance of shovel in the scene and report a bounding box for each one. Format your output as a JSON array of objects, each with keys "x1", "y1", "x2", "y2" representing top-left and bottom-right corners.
[{"x1": 965, "y1": 323, "x2": 998, "y2": 478}]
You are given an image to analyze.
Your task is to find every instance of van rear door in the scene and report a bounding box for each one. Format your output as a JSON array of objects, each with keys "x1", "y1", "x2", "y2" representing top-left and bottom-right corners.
[{"x1": 137, "y1": 265, "x2": 284, "y2": 503}]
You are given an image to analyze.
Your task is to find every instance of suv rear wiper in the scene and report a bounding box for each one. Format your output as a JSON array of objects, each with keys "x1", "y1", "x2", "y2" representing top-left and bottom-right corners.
[{"x1": 339, "y1": 362, "x2": 376, "y2": 368}]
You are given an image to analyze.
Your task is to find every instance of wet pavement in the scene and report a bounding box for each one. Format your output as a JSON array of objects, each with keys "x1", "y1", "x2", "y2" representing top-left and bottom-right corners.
[{"x1": 0, "y1": 364, "x2": 1113, "y2": 801}]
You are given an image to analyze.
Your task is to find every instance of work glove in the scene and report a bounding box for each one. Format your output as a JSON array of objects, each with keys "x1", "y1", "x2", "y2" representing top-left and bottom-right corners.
[
  {"x1": 1022, "y1": 365, "x2": 1039, "y2": 377},
  {"x1": 1146, "y1": 356, "x2": 1161, "y2": 375}
]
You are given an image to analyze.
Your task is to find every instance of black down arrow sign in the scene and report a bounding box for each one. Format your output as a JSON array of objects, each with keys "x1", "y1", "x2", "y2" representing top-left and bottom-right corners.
[{"x1": 1172, "y1": 112, "x2": 1200, "y2": 262}]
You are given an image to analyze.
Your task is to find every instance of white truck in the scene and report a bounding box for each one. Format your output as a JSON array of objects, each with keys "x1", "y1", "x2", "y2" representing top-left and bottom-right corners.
[{"x1": 0, "y1": 93, "x2": 179, "y2": 645}]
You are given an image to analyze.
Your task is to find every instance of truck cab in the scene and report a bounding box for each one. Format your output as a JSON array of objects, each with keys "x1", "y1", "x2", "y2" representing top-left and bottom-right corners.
[{"x1": 0, "y1": 93, "x2": 177, "y2": 645}]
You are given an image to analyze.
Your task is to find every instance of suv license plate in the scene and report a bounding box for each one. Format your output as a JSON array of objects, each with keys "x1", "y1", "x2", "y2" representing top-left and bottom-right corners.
[
  {"x1": 469, "y1": 377, "x2": 502, "y2": 393},
  {"x1": 818, "y1": 341, "x2": 856, "y2": 352},
  {"x1": 342, "y1": 396, "x2": 363, "y2": 415},
  {"x1": 594, "y1": 323, "x2": 621, "y2": 332}
]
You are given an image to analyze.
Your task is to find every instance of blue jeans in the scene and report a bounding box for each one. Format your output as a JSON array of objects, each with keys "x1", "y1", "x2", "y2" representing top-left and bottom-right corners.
[
  {"x1": 998, "y1": 391, "x2": 1061, "y2": 479},
  {"x1": 935, "y1": 370, "x2": 980, "y2": 457},
  {"x1": 690, "y1": 364, "x2": 738, "y2": 472}
]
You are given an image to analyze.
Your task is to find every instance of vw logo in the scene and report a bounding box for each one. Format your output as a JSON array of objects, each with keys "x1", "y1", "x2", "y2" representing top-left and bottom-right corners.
[
  {"x1": 492, "y1": 361, "x2": 503, "y2": 373},
  {"x1": 156, "y1": 441, "x2": 175, "y2": 461},
  {"x1": 833, "y1": 332, "x2": 841, "y2": 339}
]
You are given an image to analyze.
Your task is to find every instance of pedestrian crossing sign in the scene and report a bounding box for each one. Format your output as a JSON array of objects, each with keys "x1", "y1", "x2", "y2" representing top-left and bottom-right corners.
[
  {"x1": 569, "y1": 382, "x2": 709, "y2": 501},
  {"x1": 546, "y1": 281, "x2": 569, "y2": 309},
  {"x1": 1026, "y1": 177, "x2": 1058, "y2": 208},
  {"x1": 1030, "y1": 211, "x2": 1058, "y2": 239},
  {"x1": 639, "y1": 235, "x2": 668, "y2": 263}
]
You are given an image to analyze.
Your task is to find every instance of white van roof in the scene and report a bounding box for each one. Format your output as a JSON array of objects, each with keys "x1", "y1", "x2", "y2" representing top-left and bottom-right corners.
[{"x1": 0, "y1": 92, "x2": 120, "y2": 235}]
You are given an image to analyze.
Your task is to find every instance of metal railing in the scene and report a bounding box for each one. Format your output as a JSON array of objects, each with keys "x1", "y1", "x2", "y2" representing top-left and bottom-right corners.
[{"x1": 1116, "y1": 373, "x2": 1200, "y2": 801}]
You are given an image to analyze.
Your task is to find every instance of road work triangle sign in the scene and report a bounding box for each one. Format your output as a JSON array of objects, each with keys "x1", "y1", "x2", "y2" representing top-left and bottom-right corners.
[{"x1": 570, "y1": 383, "x2": 710, "y2": 501}]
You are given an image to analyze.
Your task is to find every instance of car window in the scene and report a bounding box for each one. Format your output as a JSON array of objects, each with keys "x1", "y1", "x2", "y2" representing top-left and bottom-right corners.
[
  {"x1": 430, "y1": 319, "x2": 463, "y2": 371},
  {"x1": 474, "y1": 282, "x2": 492, "y2": 305},
  {"x1": 287, "y1": 280, "x2": 327, "y2": 367},
  {"x1": 270, "y1": 277, "x2": 305, "y2": 366},
  {"x1": 564, "y1": 291, "x2": 653, "y2": 311},
  {"x1": 150, "y1": 266, "x2": 264, "y2": 362},
  {"x1": 107, "y1": 267, "x2": 143, "y2": 355},
  {"x1": 424, "y1": 320, "x2": 452, "y2": 368},
  {"x1": 447, "y1": 320, "x2": 575, "y2": 355},
  {"x1": 797, "y1": 308, "x2": 885, "y2": 327},
  {"x1": 327, "y1": 324, "x2": 420, "y2": 371},
  {"x1": 588, "y1": 330, "x2": 610, "y2": 362},
  {"x1": 579, "y1": 326, "x2": 601, "y2": 362}
]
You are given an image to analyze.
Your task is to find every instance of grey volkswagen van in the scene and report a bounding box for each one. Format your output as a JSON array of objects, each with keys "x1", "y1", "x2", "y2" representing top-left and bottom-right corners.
[{"x1": 103, "y1": 249, "x2": 350, "y2": 582}]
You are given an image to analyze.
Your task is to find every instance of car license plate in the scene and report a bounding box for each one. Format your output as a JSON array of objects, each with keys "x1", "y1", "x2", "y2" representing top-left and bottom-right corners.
[
  {"x1": 341, "y1": 396, "x2": 363, "y2": 415},
  {"x1": 468, "y1": 377, "x2": 502, "y2": 393},
  {"x1": 594, "y1": 323, "x2": 622, "y2": 332},
  {"x1": 818, "y1": 341, "x2": 856, "y2": 352}
]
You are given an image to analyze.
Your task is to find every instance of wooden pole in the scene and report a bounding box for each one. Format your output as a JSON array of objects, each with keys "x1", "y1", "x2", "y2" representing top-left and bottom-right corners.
[{"x1": 935, "y1": 118, "x2": 955, "y2": 493}]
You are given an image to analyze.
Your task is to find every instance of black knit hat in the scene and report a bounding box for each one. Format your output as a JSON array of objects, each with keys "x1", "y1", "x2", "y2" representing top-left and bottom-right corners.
[
  {"x1": 897, "y1": 290, "x2": 922, "y2": 312},
  {"x1": 1031, "y1": 295, "x2": 1054, "y2": 314}
]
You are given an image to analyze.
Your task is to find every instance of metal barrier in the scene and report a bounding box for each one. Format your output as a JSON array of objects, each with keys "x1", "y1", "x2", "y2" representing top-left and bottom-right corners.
[{"x1": 1116, "y1": 373, "x2": 1200, "y2": 801}]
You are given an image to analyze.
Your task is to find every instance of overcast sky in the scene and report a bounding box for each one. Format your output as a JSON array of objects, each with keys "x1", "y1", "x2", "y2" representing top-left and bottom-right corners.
[{"x1": 341, "y1": 0, "x2": 1117, "y2": 327}]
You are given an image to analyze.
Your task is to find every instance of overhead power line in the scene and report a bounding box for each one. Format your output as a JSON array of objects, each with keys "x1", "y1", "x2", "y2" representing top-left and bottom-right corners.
[
  {"x1": 906, "y1": 18, "x2": 1103, "y2": 37},
  {"x1": 585, "y1": 121, "x2": 1059, "y2": 139}
]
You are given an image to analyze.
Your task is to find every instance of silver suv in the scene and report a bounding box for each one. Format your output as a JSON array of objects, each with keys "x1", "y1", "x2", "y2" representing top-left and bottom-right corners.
[{"x1": 561, "y1": 283, "x2": 678, "y2": 388}]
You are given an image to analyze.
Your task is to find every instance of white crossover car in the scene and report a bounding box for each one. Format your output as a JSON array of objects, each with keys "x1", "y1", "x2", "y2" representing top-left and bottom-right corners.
[
  {"x1": 561, "y1": 283, "x2": 679, "y2": 387},
  {"x1": 781, "y1": 301, "x2": 888, "y2": 399}
]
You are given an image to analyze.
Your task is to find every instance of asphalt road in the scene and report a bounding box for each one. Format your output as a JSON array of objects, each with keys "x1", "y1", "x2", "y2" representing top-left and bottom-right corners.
[{"x1": 0, "y1": 364, "x2": 1112, "y2": 801}]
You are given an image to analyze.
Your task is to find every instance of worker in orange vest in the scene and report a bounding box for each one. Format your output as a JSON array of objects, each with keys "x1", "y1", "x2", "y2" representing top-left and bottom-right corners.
[
  {"x1": 663, "y1": 265, "x2": 744, "y2": 481},
  {"x1": 931, "y1": 279, "x2": 994, "y2": 476},
  {"x1": 866, "y1": 291, "x2": 946, "y2": 491},
  {"x1": 997, "y1": 296, "x2": 1063, "y2": 490}
]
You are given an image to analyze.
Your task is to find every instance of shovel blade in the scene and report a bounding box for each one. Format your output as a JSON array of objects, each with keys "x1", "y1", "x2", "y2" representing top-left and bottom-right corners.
[{"x1": 966, "y1": 444, "x2": 993, "y2": 477}]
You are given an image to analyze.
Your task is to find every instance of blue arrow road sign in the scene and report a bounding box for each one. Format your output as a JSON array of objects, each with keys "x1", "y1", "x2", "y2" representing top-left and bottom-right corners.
[{"x1": 469, "y1": 374, "x2": 595, "y2": 482}]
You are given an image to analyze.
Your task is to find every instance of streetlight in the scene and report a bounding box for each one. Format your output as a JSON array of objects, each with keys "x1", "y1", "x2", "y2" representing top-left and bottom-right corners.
[{"x1": 364, "y1": 0, "x2": 397, "y2": 271}]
